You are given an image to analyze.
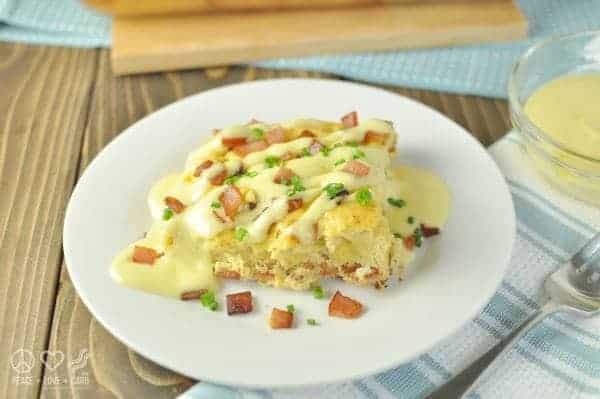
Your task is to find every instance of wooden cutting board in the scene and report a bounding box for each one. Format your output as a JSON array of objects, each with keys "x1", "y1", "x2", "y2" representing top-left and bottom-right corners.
[
  {"x1": 111, "y1": 0, "x2": 527, "y2": 75},
  {"x1": 88, "y1": 0, "x2": 460, "y2": 16}
]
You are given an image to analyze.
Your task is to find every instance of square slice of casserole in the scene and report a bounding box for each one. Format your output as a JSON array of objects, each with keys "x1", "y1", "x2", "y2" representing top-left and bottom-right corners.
[{"x1": 189, "y1": 115, "x2": 401, "y2": 290}]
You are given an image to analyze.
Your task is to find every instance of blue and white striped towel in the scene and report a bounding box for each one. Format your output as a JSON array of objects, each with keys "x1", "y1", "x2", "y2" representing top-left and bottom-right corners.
[{"x1": 179, "y1": 132, "x2": 600, "y2": 399}]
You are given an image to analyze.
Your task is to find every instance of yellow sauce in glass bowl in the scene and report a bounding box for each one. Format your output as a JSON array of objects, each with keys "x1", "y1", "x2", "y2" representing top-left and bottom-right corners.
[
  {"x1": 524, "y1": 74, "x2": 600, "y2": 159},
  {"x1": 519, "y1": 74, "x2": 600, "y2": 205}
]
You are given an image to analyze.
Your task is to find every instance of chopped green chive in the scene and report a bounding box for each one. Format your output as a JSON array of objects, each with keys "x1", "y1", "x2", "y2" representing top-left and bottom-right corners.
[
  {"x1": 387, "y1": 197, "x2": 406, "y2": 208},
  {"x1": 307, "y1": 318, "x2": 319, "y2": 326},
  {"x1": 352, "y1": 149, "x2": 366, "y2": 160},
  {"x1": 301, "y1": 147, "x2": 311, "y2": 157},
  {"x1": 323, "y1": 182, "x2": 346, "y2": 199},
  {"x1": 312, "y1": 286, "x2": 325, "y2": 299},
  {"x1": 287, "y1": 175, "x2": 306, "y2": 197},
  {"x1": 355, "y1": 188, "x2": 373, "y2": 206},
  {"x1": 224, "y1": 170, "x2": 257, "y2": 184},
  {"x1": 407, "y1": 216, "x2": 415, "y2": 224},
  {"x1": 286, "y1": 304, "x2": 295, "y2": 314},
  {"x1": 394, "y1": 232, "x2": 403, "y2": 239},
  {"x1": 200, "y1": 291, "x2": 218, "y2": 311},
  {"x1": 235, "y1": 227, "x2": 249, "y2": 241},
  {"x1": 162, "y1": 208, "x2": 174, "y2": 221},
  {"x1": 224, "y1": 174, "x2": 242, "y2": 185},
  {"x1": 414, "y1": 227, "x2": 423, "y2": 248},
  {"x1": 333, "y1": 142, "x2": 344, "y2": 149},
  {"x1": 334, "y1": 158, "x2": 346, "y2": 166},
  {"x1": 264, "y1": 155, "x2": 281, "y2": 168},
  {"x1": 210, "y1": 201, "x2": 221, "y2": 209},
  {"x1": 346, "y1": 140, "x2": 360, "y2": 147},
  {"x1": 250, "y1": 128, "x2": 264, "y2": 139},
  {"x1": 320, "y1": 146, "x2": 332, "y2": 157},
  {"x1": 291, "y1": 175, "x2": 304, "y2": 189}
]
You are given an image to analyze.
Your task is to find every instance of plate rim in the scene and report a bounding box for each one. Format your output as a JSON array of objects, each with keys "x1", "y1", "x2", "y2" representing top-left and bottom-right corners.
[{"x1": 63, "y1": 78, "x2": 516, "y2": 389}]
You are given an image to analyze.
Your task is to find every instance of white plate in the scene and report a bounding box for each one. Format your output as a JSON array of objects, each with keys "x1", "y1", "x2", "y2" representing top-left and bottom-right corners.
[{"x1": 64, "y1": 79, "x2": 515, "y2": 388}]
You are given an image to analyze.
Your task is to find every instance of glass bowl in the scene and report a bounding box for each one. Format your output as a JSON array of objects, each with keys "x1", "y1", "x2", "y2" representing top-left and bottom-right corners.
[{"x1": 509, "y1": 31, "x2": 600, "y2": 207}]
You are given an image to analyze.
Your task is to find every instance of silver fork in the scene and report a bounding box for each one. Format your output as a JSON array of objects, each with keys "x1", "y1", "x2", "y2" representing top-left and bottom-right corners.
[{"x1": 463, "y1": 232, "x2": 600, "y2": 395}]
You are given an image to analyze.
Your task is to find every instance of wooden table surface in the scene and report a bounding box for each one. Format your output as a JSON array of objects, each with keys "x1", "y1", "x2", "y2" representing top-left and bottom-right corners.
[{"x1": 0, "y1": 43, "x2": 511, "y2": 399}]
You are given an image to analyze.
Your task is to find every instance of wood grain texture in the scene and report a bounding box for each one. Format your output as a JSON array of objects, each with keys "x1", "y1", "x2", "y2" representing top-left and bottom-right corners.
[
  {"x1": 377, "y1": 84, "x2": 509, "y2": 145},
  {"x1": 41, "y1": 52, "x2": 335, "y2": 398},
  {"x1": 0, "y1": 43, "x2": 97, "y2": 399},
  {"x1": 111, "y1": 0, "x2": 526, "y2": 75},
  {"x1": 0, "y1": 43, "x2": 511, "y2": 399}
]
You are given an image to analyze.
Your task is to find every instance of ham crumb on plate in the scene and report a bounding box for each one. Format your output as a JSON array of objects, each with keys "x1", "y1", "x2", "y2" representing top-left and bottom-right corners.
[
  {"x1": 180, "y1": 289, "x2": 207, "y2": 301},
  {"x1": 132, "y1": 246, "x2": 161, "y2": 265},
  {"x1": 226, "y1": 291, "x2": 253, "y2": 315},
  {"x1": 269, "y1": 308, "x2": 294, "y2": 329},
  {"x1": 328, "y1": 291, "x2": 363, "y2": 319}
]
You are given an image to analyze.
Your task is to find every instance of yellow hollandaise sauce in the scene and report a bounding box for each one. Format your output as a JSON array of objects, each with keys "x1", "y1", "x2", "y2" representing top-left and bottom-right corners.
[
  {"x1": 523, "y1": 74, "x2": 600, "y2": 205},
  {"x1": 525, "y1": 73, "x2": 600, "y2": 159},
  {"x1": 111, "y1": 117, "x2": 450, "y2": 298}
]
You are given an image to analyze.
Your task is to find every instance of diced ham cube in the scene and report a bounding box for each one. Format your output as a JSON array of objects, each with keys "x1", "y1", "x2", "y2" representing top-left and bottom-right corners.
[
  {"x1": 265, "y1": 127, "x2": 286, "y2": 144},
  {"x1": 226, "y1": 291, "x2": 253, "y2": 315},
  {"x1": 328, "y1": 291, "x2": 363, "y2": 319},
  {"x1": 342, "y1": 263, "x2": 360, "y2": 274},
  {"x1": 308, "y1": 140, "x2": 324, "y2": 155},
  {"x1": 363, "y1": 131, "x2": 386, "y2": 144},
  {"x1": 210, "y1": 169, "x2": 227, "y2": 185},
  {"x1": 341, "y1": 111, "x2": 358, "y2": 128},
  {"x1": 287, "y1": 198, "x2": 303, "y2": 212},
  {"x1": 403, "y1": 236, "x2": 415, "y2": 250},
  {"x1": 180, "y1": 289, "x2": 207, "y2": 301},
  {"x1": 132, "y1": 246, "x2": 161, "y2": 265},
  {"x1": 343, "y1": 160, "x2": 370, "y2": 176},
  {"x1": 222, "y1": 137, "x2": 247, "y2": 149},
  {"x1": 273, "y1": 167, "x2": 296, "y2": 185},
  {"x1": 164, "y1": 196, "x2": 185, "y2": 213},
  {"x1": 233, "y1": 140, "x2": 269, "y2": 157},
  {"x1": 219, "y1": 185, "x2": 243, "y2": 219},
  {"x1": 193, "y1": 160, "x2": 213, "y2": 177},
  {"x1": 300, "y1": 129, "x2": 315, "y2": 138},
  {"x1": 420, "y1": 224, "x2": 441, "y2": 237},
  {"x1": 269, "y1": 308, "x2": 294, "y2": 329},
  {"x1": 215, "y1": 270, "x2": 241, "y2": 279}
]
